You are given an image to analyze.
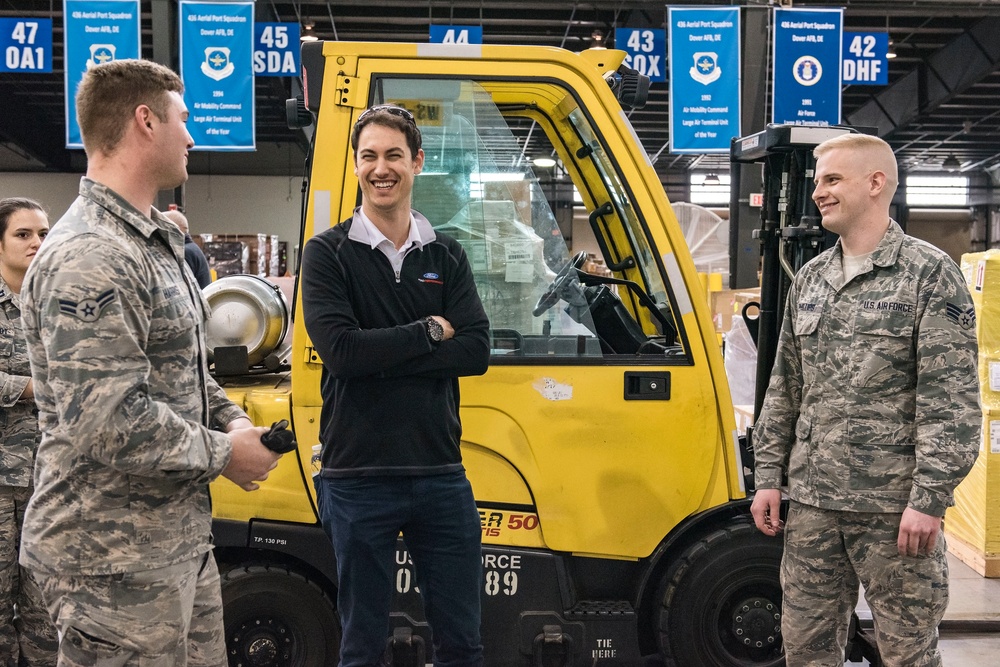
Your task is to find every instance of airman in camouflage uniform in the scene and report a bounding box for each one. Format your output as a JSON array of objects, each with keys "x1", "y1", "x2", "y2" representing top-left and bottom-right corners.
[
  {"x1": 18, "y1": 60, "x2": 281, "y2": 667},
  {"x1": 751, "y1": 133, "x2": 979, "y2": 667},
  {"x1": 0, "y1": 198, "x2": 57, "y2": 667}
]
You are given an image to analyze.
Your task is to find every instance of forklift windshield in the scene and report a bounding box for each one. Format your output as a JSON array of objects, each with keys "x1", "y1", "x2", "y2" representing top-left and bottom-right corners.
[{"x1": 371, "y1": 76, "x2": 685, "y2": 360}]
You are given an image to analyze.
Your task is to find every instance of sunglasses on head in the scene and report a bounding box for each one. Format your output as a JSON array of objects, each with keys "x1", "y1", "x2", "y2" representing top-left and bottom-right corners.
[{"x1": 357, "y1": 105, "x2": 415, "y2": 125}]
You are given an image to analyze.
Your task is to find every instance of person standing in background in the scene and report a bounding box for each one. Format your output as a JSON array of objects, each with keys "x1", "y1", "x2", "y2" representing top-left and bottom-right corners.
[
  {"x1": 162, "y1": 208, "x2": 212, "y2": 289},
  {"x1": 19, "y1": 59, "x2": 281, "y2": 667},
  {"x1": 0, "y1": 198, "x2": 57, "y2": 667},
  {"x1": 751, "y1": 133, "x2": 980, "y2": 666}
]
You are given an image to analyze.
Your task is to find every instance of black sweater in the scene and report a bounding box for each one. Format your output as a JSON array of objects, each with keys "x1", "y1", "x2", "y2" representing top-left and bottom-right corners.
[{"x1": 301, "y1": 213, "x2": 490, "y2": 476}]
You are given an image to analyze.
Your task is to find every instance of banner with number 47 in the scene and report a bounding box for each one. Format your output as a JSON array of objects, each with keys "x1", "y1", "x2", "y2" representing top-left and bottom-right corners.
[{"x1": 1, "y1": 18, "x2": 52, "y2": 73}]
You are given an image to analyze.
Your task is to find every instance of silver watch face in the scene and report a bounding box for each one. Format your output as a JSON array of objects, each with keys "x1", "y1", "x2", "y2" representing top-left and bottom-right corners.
[{"x1": 427, "y1": 317, "x2": 443, "y2": 342}]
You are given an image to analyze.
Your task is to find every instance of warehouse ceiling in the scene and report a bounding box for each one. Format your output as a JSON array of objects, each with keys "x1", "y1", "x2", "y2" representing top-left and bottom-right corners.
[{"x1": 2, "y1": 0, "x2": 999, "y2": 185}]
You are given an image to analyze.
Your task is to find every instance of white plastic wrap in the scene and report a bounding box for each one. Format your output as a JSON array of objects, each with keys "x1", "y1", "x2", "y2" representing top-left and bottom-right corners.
[{"x1": 724, "y1": 315, "x2": 757, "y2": 407}]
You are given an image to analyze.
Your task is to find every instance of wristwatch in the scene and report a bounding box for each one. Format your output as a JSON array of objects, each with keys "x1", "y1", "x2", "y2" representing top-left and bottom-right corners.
[{"x1": 423, "y1": 316, "x2": 445, "y2": 343}]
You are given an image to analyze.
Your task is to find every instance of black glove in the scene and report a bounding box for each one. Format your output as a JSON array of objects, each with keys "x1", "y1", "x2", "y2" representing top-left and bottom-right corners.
[{"x1": 260, "y1": 419, "x2": 297, "y2": 454}]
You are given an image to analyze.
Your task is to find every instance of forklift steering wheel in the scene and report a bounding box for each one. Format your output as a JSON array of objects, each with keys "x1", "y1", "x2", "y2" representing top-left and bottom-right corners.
[{"x1": 532, "y1": 251, "x2": 589, "y2": 317}]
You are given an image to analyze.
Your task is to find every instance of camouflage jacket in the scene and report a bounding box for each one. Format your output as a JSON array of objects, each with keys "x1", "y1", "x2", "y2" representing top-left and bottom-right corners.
[
  {"x1": 753, "y1": 221, "x2": 980, "y2": 516},
  {"x1": 19, "y1": 178, "x2": 247, "y2": 575},
  {"x1": 0, "y1": 276, "x2": 38, "y2": 488}
]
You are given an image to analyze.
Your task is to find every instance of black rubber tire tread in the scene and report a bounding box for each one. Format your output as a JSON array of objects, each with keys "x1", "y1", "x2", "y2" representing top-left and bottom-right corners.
[
  {"x1": 657, "y1": 521, "x2": 785, "y2": 667},
  {"x1": 221, "y1": 562, "x2": 340, "y2": 667}
]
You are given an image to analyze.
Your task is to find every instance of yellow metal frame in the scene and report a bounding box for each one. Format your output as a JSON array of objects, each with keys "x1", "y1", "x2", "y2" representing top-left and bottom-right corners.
[{"x1": 210, "y1": 42, "x2": 743, "y2": 561}]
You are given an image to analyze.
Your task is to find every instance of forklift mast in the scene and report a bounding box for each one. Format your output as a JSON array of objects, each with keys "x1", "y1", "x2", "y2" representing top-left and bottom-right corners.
[{"x1": 730, "y1": 124, "x2": 858, "y2": 421}]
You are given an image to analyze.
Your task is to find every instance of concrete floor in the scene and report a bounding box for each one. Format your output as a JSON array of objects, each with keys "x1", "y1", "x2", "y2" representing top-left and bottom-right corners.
[{"x1": 854, "y1": 552, "x2": 1000, "y2": 666}]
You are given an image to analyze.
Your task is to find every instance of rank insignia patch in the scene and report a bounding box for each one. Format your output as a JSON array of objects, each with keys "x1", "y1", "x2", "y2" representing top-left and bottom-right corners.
[
  {"x1": 945, "y1": 302, "x2": 976, "y2": 330},
  {"x1": 58, "y1": 288, "x2": 116, "y2": 322}
]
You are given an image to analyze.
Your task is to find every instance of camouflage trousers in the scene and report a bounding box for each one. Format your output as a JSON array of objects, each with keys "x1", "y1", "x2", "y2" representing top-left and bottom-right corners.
[
  {"x1": 0, "y1": 485, "x2": 57, "y2": 667},
  {"x1": 781, "y1": 501, "x2": 948, "y2": 667},
  {"x1": 32, "y1": 552, "x2": 226, "y2": 667}
]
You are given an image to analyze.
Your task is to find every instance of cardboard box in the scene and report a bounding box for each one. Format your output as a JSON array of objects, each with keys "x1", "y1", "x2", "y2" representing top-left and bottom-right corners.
[
  {"x1": 710, "y1": 288, "x2": 761, "y2": 334},
  {"x1": 964, "y1": 251, "x2": 1000, "y2": 411},
  {"x1": 270, "y1": 237, "x2": 288, "y2": 277},
  {"x1": 202, "y1": 241, "x2": 248, "y2": 278},
  {"x1": 210, "y1": 234, "x2": 268, "y2": 277},
  {"x1": 945, "y1": 251, "x2": 1000, "y2": 576},
  {"x1": 734, "y1": 404, "x2": 755, "y2": 434},
  {"x1": 198, "y1": 234, "x2": 287, "y2": 277},
  {"x1": 946, "y1": 411, "x2": 1000, "y2": 577}
]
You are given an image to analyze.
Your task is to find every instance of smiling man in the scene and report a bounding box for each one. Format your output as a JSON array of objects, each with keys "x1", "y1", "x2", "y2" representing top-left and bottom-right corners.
[
  {"x1": 301, "y1": 105, "x2": 490, "y2": 667},
  {"x1": 19, "y1": 59, "x2": 281, "y2": 667},
  {"x1": 750, "y1": 132, "x2": 980, "y2": 666}
]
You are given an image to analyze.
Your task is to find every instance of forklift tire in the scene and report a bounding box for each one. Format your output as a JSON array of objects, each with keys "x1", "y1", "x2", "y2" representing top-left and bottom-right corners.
[
  {"x1": 221, "y1": 563, "x2": 340, "y2": 667},
  {"x1": 657, "y1": 522, "x2": 785, "y2": 667}
]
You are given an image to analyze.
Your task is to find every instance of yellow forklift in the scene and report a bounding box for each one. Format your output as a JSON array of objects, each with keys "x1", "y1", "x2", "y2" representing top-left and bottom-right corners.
[{"x1": 208, "y1": 41, "x2": 783, "y2": 667}]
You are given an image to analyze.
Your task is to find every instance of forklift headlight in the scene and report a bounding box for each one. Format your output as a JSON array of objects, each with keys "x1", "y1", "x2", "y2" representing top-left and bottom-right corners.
[
  {"x1": 286, "y1": 96, "x2": 314, "y2": 129},
  {"x1": 604, "y1": 65, "x2": 650, "y2": 110}
]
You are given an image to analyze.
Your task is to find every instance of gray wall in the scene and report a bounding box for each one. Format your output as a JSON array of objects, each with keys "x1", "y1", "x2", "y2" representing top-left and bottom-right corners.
[{"x1": 0, "y1": 172, "x2": 302, "y2": 246}]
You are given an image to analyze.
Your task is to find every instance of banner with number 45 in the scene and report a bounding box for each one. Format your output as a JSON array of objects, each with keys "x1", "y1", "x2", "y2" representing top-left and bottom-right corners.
[{"x1": 254, "y1": 22, "x2": 300, "y2": 77}]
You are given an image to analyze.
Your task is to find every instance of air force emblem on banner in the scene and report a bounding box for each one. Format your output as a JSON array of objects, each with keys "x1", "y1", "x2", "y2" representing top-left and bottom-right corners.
[
  {"x1": 690, "y1": 52, "x2": 721, "y2": 85},
  {"x1": 792, "y1": 55, "x2": 823, "y2": 86},
  {"x1": 202, "y1": 47, "x2": 234, "y2": 81},
  {"x1": 86, "y1": 44, "x2": 116, "y2": 70},
  {"x1": 58, "y1": 288, "x2": 116, "y2": 323},
  {"x1": 945, "y1": 302, "x2": 976, "y2": 330}
]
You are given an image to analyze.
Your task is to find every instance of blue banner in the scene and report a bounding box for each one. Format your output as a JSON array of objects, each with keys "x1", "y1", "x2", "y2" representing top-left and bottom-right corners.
[
  {"x1": 429, "y1": 25, "x2": 483, "y2": 44},
  {"x1": 1, "y1": 18, "x2": 52, "y2": 73},
  {"x1": 772, "y1": 8, "x2": 843, "y2": 126},
  {"x1": 63, "y1": 0, "x2": 140, "y2": 148},
  {"x1": 179, "y1": 1, "x2": 255, "y2": 150},
  {"x1": 254, "y1": 22, "x2": 299, "y2": 77},
  {"x1": 615, "y1": 28, "x2": 665, "y2": 82},
  {"x1": 668, "y1": 7, "x2": 741, "y2": 154},
  {"x1": 842, "y1": 31, "x2": 888, "y2": 85}
]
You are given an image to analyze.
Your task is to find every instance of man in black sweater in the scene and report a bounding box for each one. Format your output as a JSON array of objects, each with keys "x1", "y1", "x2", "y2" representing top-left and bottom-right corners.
[
  {"x1": 162, "y1": 208, "x2": 212, "y2": 288},
  {"x1": 301, "y1": 105, "x2": 490, "y2": 667}
]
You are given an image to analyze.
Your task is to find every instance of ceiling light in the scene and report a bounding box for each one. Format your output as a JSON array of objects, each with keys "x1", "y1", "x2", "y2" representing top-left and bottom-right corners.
[
  {"x1": 532, "y1": 157, "x2": 557, "y2": 168},
  {"x1": 301, "y1": 22, "x2": 318, "y2": 42},
  {"x1": 942, "y1": 154, "x2": 961, "y2": 171},
  {"x1": 704, "y1": 173, "x2": 721, "y2": 185},
  {"x1": 885, "y1": 17, "x2": 897, "y2": 60}
]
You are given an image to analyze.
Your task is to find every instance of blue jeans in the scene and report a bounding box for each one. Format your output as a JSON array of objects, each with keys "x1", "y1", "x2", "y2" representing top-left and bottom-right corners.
[{"x1": 317, "y1": 472, "x2": 484, "y2": 667}]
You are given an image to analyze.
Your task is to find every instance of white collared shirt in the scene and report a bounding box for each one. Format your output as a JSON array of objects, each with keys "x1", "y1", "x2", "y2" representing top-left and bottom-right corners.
[{"x1": 350, "y1": 208, "x2": 434, "y2": 279}]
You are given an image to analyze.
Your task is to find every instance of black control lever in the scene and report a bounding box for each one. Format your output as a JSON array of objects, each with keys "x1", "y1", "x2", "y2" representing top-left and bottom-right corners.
[{"x1": 260, "y1": 419, "x2": 297, "y2": 454}]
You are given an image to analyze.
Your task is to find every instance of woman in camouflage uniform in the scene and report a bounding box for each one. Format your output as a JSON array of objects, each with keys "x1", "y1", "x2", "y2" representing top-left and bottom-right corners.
[{"x1": 0, "y1": 198, "x2": 56, "y2": 667}]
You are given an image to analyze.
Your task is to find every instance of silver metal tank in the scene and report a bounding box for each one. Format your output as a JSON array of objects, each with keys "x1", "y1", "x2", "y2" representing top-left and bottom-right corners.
[{"x1": 203, "y1": 275, "x2": 290, "y2": 370}]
